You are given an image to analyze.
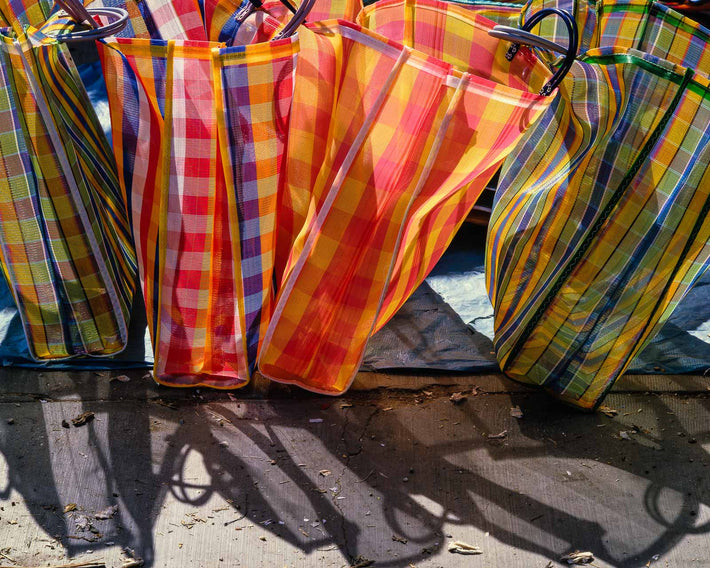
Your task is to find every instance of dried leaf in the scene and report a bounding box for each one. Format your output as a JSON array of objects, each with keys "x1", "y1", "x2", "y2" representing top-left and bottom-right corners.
[
  {"x1": 71, "y1": 412, "x2": 95, "y2": 427},
  {"x1": 598, "y1": 405, "x2": 618, "y2": 417},
  {"x1": 95, "y1": 505, "x2": 118, "y2": 520},
  {"x1": 63, "y1": 503, "x2": 77, "y2": 513},
  {"x1": 450, "y1": 392, "x2": 466, "y2": 404},
  {"x1": 560, "y1": 551, "x2": 595, "y2": 564},
  {"x1": 75, "y1": 515, "x2": 92, "y2": 532}
]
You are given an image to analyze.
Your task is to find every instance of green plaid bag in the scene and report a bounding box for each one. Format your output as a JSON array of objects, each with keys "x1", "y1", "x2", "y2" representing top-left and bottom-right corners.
[{"x1": 487, "y1": 3, "x2": 710, "y2": 409}]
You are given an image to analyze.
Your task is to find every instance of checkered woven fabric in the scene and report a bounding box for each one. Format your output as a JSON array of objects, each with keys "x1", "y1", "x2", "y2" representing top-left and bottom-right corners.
[
  {"x1": 0, "y1": 0, "x2": 53, "y2": 32},
  {"x1": 98, "y1": 35, "x2": 297, "y2": 388},
  {"x1": 0, "y1": 27, "x2": 135, "y2": 360},
  {"x1": 488, "y1": 47, "x2": 710, "y2": 409},
  {"x1": 259, "y1": 17, "x2": 554, "y2": 395},
  {"x1": 595, "y1": 0, "x2": 710, "y2": 74},
  {"x1": 309, "y1": 0, "x2": 362, "y2": 22},
  {"x1": 86, "y1": 0, "x2": 208, "y2": 40},
  {"x1": 521, "y1": 0, "x2": 598, "y2": 57},
  {"x1": 358, "y1": 0, "x2": 551, "y2": 329}
]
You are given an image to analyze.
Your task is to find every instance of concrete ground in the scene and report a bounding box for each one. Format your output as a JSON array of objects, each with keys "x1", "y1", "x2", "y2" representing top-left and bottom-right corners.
[{"x1": 0, "y1": 369, "x2": 708, "y2": 568}]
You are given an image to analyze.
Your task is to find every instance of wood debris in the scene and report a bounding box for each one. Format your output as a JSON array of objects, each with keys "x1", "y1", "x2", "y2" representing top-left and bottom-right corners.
[
  {"x1": 560, "y1": 551, "x2": 595, "y2": 564},
  {"x1": 71, "y1": 412, "x2": 95, "y2": 427},
  {"x1": 392, "y1": 535, "x2": 408, "y2": 544},
  {"x1": 319, "y1": 470, "x2": 332, "y2": 477},
  {"x1": 448, "y1": 541, "x2": 482, "y2": 555},
  {"x1": 487, "y1": 430, "x2": 507, "y2": 440},
  {"x1": 63, "y1": 503, "x2": 77, "y2": 513},
  {"x1": 152, "y1": 399, "x2": 177, "y2": 410}
]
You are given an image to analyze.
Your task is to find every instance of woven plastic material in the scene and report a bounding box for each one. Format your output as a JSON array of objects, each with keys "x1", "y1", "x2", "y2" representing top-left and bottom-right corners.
[
  {"x1": 0, "y1": 24, "x2": 135, "y2": 360},
  {"x1": 259, "y1": 14, "x2": 555, "y2": 394},
  {"x1": 488, "y1": 16, "x2": 710, "y2": 408},
  {"x1": 98, "y1": 33, "x2": 297, "y2": 388}
]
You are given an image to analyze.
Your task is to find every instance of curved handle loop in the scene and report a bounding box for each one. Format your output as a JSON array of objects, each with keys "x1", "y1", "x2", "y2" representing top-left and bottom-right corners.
[
  {"x1": 274, "y1": 0, "x2": 316, "y2": 38},
  {"x1": 50, "y1": 0, "x2": 129, "y2": 42},
  {"x1": 489, "y1": 8, "x2": 579, "y2": 96}
]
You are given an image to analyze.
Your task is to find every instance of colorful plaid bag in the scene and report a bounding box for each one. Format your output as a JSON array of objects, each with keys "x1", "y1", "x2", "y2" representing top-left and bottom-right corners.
[
  {"x1": 357, "y1": 0, "x2": 569, "y2": 329},
  {"x1": 0, "y1": 21, "x2": 136, "y2": 360},
  {"x1": 98, "y1": 5, "x2": 303, "y2": 386},
  {"x1": 259, "y1": 13, "x2": 557, "y2": 394},
  {"x1": 487, "y1": 10, "x2": 710, "y2": 409}
]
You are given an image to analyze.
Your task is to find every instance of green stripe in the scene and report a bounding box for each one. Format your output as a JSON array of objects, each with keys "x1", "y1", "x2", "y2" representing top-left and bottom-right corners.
[
  {"x1": 502, "y1": 66, "x2": 694, "y2": 376},
  {"x1": 581, "y1": 52, "x2": 686, "y2": 81}
]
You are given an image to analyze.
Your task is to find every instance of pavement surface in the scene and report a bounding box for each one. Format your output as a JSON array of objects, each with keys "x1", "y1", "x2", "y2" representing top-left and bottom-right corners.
[{"x1": 0, "y1": 369, "x2": 708, "y2": 568}]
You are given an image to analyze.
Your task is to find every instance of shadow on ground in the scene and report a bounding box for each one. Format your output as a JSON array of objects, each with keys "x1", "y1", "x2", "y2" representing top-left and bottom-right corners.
[{"x1": 0, "y1": 370, "x2": 708, "y2": 567}]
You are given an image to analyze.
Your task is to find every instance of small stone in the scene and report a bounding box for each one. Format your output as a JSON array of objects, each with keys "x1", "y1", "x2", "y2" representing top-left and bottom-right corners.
[
  {"x1": 6, "y1": 418, "x2": 14, "y2": 425},
  {"x1": 402, "y1": 477, "x2": 409, "y2": 483}
]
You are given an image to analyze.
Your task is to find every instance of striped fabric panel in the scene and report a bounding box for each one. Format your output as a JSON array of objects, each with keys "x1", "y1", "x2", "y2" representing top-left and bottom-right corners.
[
  {"x1": 217, "y1": 39, "x2": 296, "y2": 370},
  {"x1": 88, "y1": 0, "x2": 207, "y2": 40},
  {"x1": 0, "y1": 29, "x2": 135, "y2": 359},
  {"x1": 444, "y1": 0, "x2": 525, "y2": 26},
  {"x1": 259, "y1": 20, "x2": 553, "y2": 394},
  {"x1": 595, "y1": 0, "x2": 710, "y2": 75},
  {"x1": 309, "y1": 0, "x2": 363, "y2": 21},
  {"x1": 98, "y1": 35, "x2": 297, "y2": 388},
  {"x1": 359, "y1": 0, "x2": 551, "y2": 329},
  {"x1": 0, "y1": 0, "x2": 53, "y2": 32},
  {"x1": 521, "y1": 0, "x2": 598, "y2": 57},
  {"x1": 488, "y1": 49, "x2": 710, "y2": 409}
]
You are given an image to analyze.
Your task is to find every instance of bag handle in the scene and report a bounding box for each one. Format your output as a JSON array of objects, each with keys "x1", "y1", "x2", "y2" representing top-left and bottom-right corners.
[
  {"x1": 50, "y1": 0, "x2": 129, "y2": 42},
  {"x1": 488, "y1": 8, "x2": 579, "y2": 95},
  {"x1": 274, "y1": 0, "x2": 316, "y2": 38},
  {"x1": 236, "y1": 0, "x2": 298, "y2": 26}
]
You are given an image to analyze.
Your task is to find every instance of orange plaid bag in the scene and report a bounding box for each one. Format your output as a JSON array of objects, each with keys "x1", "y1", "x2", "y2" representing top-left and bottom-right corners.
[{"x1": 260, "y1": 11, "x2": 557, "y2": 394}]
